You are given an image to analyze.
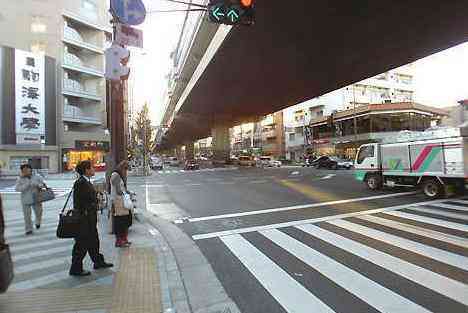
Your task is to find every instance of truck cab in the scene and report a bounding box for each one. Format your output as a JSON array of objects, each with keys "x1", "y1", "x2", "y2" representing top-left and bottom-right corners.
[{"x1": 354, "y1": 143, "x2": 381, "y2": 189}]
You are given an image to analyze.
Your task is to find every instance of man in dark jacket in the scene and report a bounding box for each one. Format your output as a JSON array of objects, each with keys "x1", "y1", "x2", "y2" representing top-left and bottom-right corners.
[{"x1": 70, "y1": 160, "x2": 113, "y2": 276}]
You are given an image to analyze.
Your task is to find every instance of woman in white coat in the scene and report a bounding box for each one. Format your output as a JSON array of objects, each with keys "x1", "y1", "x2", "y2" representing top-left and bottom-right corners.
[{"x1": 110, "y1": 161, "x2": 132, "y2": 247}]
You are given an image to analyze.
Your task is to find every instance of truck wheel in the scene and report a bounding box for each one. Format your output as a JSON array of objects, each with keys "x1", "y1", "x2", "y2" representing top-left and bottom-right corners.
[
  {"x1": 422, "y1": 179, "x2": 443, "y2": 198},
  {"x1": 366, "y1": 174, "x2": 382, "y2": 190}
]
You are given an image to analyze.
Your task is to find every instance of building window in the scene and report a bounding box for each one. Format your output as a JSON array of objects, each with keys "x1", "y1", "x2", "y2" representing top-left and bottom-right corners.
[
  {"x1": 289, "y1": 133, "x2": 295, "y2": 141},
  {"x1": 81, "y1": 0, "x2": 98, "y2": 19},
  {"x1": 31, "y1": 42, "x2": 47, "y2": 53},
  {"x1": 31, "y1": 16, "x2": 47, "y2": 33}
]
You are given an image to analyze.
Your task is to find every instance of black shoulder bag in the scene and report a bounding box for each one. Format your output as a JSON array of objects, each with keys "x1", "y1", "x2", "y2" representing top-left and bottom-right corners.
[{"x1": 56, "y1": 183, "x2": 81, "y2": 239}]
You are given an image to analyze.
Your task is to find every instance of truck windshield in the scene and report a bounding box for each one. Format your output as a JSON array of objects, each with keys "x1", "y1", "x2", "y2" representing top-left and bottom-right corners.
[{"x1": 357, "y1": 145, "x2": 375, "y2": 164}]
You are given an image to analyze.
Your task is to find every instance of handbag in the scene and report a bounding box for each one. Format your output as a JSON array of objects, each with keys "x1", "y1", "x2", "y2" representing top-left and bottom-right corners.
[
  {"x1": 36, "y1": 186, "x2": 56, "y2": 203},
  {"x1": 122, "y1": 193, "x2": 133, "y2": 210},
  {"x1": 56, "y1": 189, "x2": 81, "y2": 239},
  {"x1": 0, "y1": 243, "x2": 14, "y2": 293}
]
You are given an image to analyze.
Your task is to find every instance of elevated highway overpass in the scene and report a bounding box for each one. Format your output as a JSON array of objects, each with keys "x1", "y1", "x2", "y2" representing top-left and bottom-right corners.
[{"x1": 160, "y1": 0, "x2": 468, "y2": 161}]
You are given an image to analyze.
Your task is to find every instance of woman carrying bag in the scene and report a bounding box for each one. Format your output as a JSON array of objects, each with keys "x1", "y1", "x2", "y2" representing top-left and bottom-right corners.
[
  {"x1": 69, "y1": 161, "x2": 113, "y2": 276},
  {"x1": 110, "y1": 161, "x2": 132, "y2": 248}
]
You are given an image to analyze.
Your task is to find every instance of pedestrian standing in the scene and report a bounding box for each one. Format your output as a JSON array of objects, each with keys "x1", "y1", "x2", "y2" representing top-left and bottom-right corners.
[
  {"x1": 69, "y1": 160, "x2": 113, "y2": 276},
  {"x1": 110, "y1": 161, "x2": 132, "y2": 248},
  {"x1": 15, "y1": 164, "x2": 44, "y2": 235}
]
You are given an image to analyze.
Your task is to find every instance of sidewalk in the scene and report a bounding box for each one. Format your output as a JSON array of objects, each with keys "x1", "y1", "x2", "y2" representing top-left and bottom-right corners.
[{"x1": 0, "y1": 195, "x2": 166, "y2": 313}]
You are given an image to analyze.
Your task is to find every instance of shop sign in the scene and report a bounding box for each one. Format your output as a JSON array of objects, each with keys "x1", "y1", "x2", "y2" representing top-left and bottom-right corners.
[
  {"x1": 15, "y1": 49, "x2": 45, "y2": 143},
  {"x1": 75, "y1": 140, "x2": 110, "y2": 151},
  {"x1": 17, "y1": 134, "x2": 41, "y2": 145}
]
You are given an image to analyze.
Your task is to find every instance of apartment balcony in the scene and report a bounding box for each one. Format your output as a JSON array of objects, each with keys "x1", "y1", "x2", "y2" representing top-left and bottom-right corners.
[
  {"x1": 63, "y1": 25, "x2": 104, "y2": 54},
  {"x1": 62, "y1": 80, "x2": 101, "y2": 101},
  {"x1": 262, "y1": 130, "x2": 277, "y2": 139},
  {"x1": 63, "y1": 52, "x2": 103, "y2": 78},
  {"x1": 63, "y1": 11, "x2": 112, "y2": 32},
  {"x1": 63, "y1": 105, "x2": 102, "y2": 125}
]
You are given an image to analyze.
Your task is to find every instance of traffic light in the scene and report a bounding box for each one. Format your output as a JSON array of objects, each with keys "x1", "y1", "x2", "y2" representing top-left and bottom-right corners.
[
  {"x1": 105, "y1": 43, "x2": 130, "y2": 81},
  {"x1": 208, "y1": 0, "x2": 255, "y2": 26}
]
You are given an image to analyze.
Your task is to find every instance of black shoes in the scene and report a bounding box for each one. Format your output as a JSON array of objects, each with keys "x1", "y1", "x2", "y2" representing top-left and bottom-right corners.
[
  {"x1": 69, "y1": 270, "x2": 91, "y2": 277},
  {"x1": 93, "y1": 262, "x2": 114, "y2": 270},
  {"x1": 35, "y1": 224, "x2": 40, "y2": 229},
  {"x1": 25, "y1": 231, "x2": 33, "y2": 235}
]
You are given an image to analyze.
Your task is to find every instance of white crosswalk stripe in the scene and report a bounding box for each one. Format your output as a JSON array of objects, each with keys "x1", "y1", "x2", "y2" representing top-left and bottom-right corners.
[
  {"x1": 0, "y1": 186, "x2": 71, "y2": 196},
  {"x1": 204, "y1": 200, "x2": 468, "y2": 313},
  {"x1": 154, "y1": 167, "x2": 239, "y2": 175}
]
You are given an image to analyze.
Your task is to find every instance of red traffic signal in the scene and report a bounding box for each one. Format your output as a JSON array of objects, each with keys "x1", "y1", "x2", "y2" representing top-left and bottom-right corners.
[{"x1": 240, "y1": 0, "x2": 253, "y2": 7}]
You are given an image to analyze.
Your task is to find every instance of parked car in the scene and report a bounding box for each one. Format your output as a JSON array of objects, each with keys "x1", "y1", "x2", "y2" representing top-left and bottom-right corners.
[
  {"x1": 311, "y1": 156, "x2": 338, "y2": 169},
  {"x1": 239, "y1": 156, "x2": 255, "y2": 167},
  {"x1": 184, "y1": 160, "x2": 200, "y2": 170},
  {"x1": 259, "y1": 157, "x2": 281, "y2": 167},
  {"x1": 151, "y1": 157, "x2": 163, "y2": 170},
  {"x1": 329, "y1": 157, "x2": 354, "y2": 169},
  {"x1": 301, "y1": 156, "x2": 317, "y2": 167},
  {"x1": 167, "y1": 157, "x2": 181, "y2": 167}
]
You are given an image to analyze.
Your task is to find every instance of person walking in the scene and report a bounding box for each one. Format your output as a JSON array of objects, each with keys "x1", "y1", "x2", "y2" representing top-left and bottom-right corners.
[
  {"x1": 15, "y1": 164, "x2": 45, "y2": 235},
  {"x1": 110, "y1": 161, "x2": 132, "y2": 248},
  {"x1": 70, "y1": 160, "x2": 113, "y2": 276}
]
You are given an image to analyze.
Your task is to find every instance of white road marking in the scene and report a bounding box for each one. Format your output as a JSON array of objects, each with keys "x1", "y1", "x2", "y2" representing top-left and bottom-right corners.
[
  {"x1": 188, "y1": 191, "x2": 418, "y2": 223},
  {"x1": 384, "y1": 211, "x2": 468, "y2": 232},
  {"x1": 249, "y1": 180, "x2": 268, "y2": 184},
  {"x1": 297, "y1": 224, "x2": 468, "y2": 306},
  {"x1": 408, "y1": 207, "x2": 468, "y2": 221},
  {"x1": 329, "y1": 219, "x2": 468, "y2": 269},
  {"x1": 357, "y1": 215, "x2": 468, "y2": 248},
  {"x1": 261, "y1": 229, "x2": 431, "y2": 313},
  {"x1": 191, "y1": 199, "x2": 448, "y2": 240},
  {"x1": 221, "y1": 234, "x2": 335, "y2": 313},
  {"x1": 428, "y1": 202, "x2": 468, "y2": 212},
  {"x1": 321, "y1": 174, "x2": 336, "y2": 180}
]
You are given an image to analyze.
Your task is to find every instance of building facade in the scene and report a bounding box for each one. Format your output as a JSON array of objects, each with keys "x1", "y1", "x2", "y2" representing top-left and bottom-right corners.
[
  {"x1": 283, "y1": 64, "x2": 415, "y2": 161},
  {"x1": 309, "y1": 102, "x2": 447, "y2": 159},
  {"x1": 0, "y1": 0, "x2": 111, "y2": 174}
]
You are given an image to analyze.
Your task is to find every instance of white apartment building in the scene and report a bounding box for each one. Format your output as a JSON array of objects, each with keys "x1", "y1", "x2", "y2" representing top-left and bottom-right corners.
[
  {"x1": 283, "y1": 64, "x2": 415, "y2": 161},
  {"x1": 0, "y1": 0, "x2": 111, "y2": 174}
]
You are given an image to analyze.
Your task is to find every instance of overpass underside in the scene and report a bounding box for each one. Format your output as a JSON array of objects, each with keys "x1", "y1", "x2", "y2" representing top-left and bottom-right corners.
[{"x1": 161, "y1": 0, "x2": 468, "y2": 157}]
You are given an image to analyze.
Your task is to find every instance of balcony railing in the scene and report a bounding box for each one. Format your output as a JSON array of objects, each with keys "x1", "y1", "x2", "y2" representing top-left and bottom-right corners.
[
  {"x1": 63, "y1": 105, "x2": 102, "y2": 125},
  {"x1": 63, "y1": 25, "x2": 103, "y2": 54},
  {"x1": 63, "y1": 78, "x2": 100, "y2": 100}
]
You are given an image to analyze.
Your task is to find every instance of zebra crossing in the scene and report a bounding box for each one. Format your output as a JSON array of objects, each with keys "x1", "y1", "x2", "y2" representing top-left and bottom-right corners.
[
  {"x1": 156, "y1": 167, "x2": 239, "y2": 175},
  {"x1": 0, "y1": 186, "x2": 71, "y2": 197},
  {"x1": 3, "y1": 209, "x2": 116, "y2": 292},
  {"x1": 197, "y1": 199, "x2": 468, "y2": 313}
]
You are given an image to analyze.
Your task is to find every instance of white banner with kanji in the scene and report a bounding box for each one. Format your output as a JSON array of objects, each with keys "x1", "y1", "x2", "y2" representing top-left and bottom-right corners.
[{"x1": 15, "y1": 49, "x2": 45, "y2": 139}]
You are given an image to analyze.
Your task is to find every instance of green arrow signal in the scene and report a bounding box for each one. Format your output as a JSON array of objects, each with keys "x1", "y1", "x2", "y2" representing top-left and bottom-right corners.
[
  {"x1": 212, "y1": 6, "x2": 225, "y2": 21},
  {"x1": 227, "y1": 9, "x2": 239, "y2": 22}
]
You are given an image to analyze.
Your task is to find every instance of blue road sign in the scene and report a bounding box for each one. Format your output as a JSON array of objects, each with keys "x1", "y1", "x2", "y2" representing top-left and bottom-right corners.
[{"x1": 111, "y1": 0, "x2": 146, "y2": 26}]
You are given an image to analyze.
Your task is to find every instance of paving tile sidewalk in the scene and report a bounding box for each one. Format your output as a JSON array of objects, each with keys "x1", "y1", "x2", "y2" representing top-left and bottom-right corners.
[{"x1": 0, "y1": 195, "x2": 165, "y2": 313}]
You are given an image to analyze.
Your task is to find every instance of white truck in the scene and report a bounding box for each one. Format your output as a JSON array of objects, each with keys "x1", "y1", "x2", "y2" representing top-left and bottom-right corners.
[{"x1": 354, "y1": 127, "x2": 468, "y2": 198}]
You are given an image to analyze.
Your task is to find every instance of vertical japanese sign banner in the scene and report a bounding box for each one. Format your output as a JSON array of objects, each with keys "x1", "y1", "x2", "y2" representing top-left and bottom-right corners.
[{"x1": 15, "y1": 49, "x2": 45, "y2": 143}]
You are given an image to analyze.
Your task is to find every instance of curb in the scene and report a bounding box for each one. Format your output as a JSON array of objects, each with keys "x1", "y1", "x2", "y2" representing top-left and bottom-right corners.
[{"x1": 140, "y1": 210, "x2": 241, "y2": 313}]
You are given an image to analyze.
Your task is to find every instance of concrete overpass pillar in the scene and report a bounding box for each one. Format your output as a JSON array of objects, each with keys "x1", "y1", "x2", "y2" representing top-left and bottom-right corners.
[
  {"x1": 184, "y1": 141, "x2": 195, "y2": 160},
  {"x1": 175, "y1": 146, "x2": 183, "y2": 160},
  {"x1": 211, "y1": 124, "x2": 231, "y2": 165}
]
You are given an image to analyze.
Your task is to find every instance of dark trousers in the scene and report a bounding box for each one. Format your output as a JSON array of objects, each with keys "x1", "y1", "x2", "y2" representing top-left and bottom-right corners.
[{"x1": 70, "y1": 222, "x2": 104, "y2": 273}]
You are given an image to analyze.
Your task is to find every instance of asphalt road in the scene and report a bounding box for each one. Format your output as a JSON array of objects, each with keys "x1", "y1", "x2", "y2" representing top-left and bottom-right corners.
[{"x1": 136, "y1": 166, "x2": 468, "y2": 313}]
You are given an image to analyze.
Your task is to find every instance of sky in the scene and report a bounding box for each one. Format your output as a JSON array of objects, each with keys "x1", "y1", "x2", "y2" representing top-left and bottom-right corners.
[{"x1": 131, "y1": 1, "x2": 468, "y2": 123}]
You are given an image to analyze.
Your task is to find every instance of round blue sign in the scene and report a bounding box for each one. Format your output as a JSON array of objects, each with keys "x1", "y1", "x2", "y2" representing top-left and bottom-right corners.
[{"x1": 111, "y1": 0, "x2": 147, "y2": 26}]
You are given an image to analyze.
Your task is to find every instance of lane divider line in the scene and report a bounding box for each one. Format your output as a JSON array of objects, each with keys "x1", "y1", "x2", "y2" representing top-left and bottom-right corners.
[
  {"x1": 188, "y1": 191, "x2": 418, "y2": 223},
  {"x1": 191, "y1": 198, "x2": 451, "y2": 240}
]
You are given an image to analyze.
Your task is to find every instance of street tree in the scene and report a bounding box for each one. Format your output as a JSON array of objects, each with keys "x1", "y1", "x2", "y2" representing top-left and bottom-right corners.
[{"x1": 132, "y1": 102, "x2": 155, "y2": 174}]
